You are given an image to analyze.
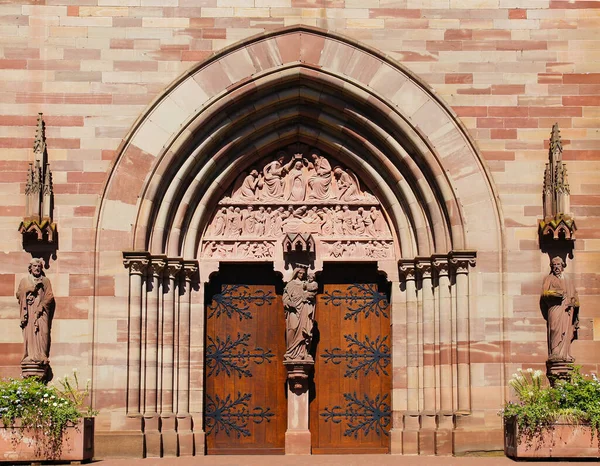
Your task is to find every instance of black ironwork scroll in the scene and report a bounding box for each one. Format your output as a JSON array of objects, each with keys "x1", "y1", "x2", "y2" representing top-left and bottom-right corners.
[
  {"x1": 207, "y1": 284, "x2": 274, "y2": 320},
  {"x1": 322, "y1": 284, "x2": 388, "y2": 321},
  {"x1": 206, "y1": 333, "x2": 274, "y2": 378},
  {"x1": 205, "y1": 392, "x2": 274, "y2": 438},
  {"x1": 321, "y1": 333, "x2": 390, "y2": 378},
  {"x1": 320, "y1": 392, "x2": 391, "y2": 438}
]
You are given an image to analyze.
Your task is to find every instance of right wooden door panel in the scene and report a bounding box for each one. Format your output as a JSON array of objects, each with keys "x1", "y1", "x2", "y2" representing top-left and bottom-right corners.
[{"x1": 310, "y1": 265, "x2": 392, "y2": 454}]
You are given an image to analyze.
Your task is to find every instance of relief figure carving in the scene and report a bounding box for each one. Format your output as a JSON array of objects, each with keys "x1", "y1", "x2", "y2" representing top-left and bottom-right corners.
[
  {"x1": 203, "y1": 241, "x2": 274, "y2": 259},
  {"x1": 232, "y1": 169, "x2": 262, "y2": 201},
  {"x1": 326, "y1": 240, "x2": 392, "y2": 259},
  {"x1": 262, "y1": 153, "x2": 288, "y2": 200},
  {"x1": 204, "y1": 148, "x2": 394, "y2": 261},
  {"x1": 307, "y1": 150, "x2": 333, "y2": 200},
  {"x1": 208, "y1": 204, "x2": 390, "y2": 239},
  {"x1": 334, "y1": 167, "x2": 361, "y2": 202},
  {"x1": 212, "y1": 207, "x2": 227, "y2": 236},
  {"x1": 285, "y1": 158, "x2": 307, "y2": 201}
]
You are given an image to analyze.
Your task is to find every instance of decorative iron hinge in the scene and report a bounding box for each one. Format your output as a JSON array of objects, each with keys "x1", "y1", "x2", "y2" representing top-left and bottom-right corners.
[
  {"x1": 321, "y1": 392, "x2": 391, "y2": 438},
  {"x1": 322, "y1": 284, "x2": 388, "y2": 321},
  {"x1": 321, "y1": 333, "x2": 390, "y2": 378},
  {"x1": 205, "y1": 392, "x2": 274, "y2": 438},
  {"x1": 207, "y1": 284, "x2": 274, "y2": 320},
  {"x1": 206, "y1": 333, "x2": 274, "y2": 378}
]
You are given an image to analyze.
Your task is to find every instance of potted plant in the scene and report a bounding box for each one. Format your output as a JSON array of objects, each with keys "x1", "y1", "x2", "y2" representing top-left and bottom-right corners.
[
  {"x1": 0, "y1": 370, "x2": 95, "y2": 463},
  {"x1": 501, "y1": 367, "x2": 600, "y2": 459}
]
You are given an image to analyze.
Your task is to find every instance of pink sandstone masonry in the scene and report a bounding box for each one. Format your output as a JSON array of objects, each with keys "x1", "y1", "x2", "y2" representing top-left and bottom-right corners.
[{"x1": 0, "y1": 1, "x2": 599, "y2": 458}]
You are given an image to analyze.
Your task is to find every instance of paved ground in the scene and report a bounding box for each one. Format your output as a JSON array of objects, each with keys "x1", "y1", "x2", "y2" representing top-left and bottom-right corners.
[{"x1": 88, "y1": 454, "x2": 596, "y2": 466}]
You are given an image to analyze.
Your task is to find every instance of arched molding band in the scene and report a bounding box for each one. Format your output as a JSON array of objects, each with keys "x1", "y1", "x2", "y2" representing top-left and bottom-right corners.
[
  {"x1": 96, "y1": 27, "x2": 503, "y2": 265},
  {"x1": 137, "y1": 67, "x2": 454, "y2": 260}
]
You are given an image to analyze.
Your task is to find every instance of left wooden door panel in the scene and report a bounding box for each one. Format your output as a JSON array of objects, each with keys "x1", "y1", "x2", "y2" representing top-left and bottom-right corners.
[{"x1": 204, "y1": 264, "x2": 287, "y2": 455}]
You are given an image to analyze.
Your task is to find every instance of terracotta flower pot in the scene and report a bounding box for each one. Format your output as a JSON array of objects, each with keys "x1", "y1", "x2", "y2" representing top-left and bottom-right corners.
[
  {"x1": 504, "y1": 416, "x2": 600, "y2": 459},
  {"x1": 0, "y1": 417, "x2": 94, "y2": 463}
]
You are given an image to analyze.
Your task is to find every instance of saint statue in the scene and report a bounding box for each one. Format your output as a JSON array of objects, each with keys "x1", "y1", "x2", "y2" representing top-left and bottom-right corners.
[
  {"x1": 283, "y1": 266, "x2": 316, "y2": 362},
  {"x1": 16, "y1": 258, "x2": 55, "y2": 372},
  {"x1": 540, "y1": 256, "x2": 579, "y2": 362}
]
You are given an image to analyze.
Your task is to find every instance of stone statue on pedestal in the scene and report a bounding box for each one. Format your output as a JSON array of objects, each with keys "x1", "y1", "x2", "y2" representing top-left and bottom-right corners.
[
  {"x1": 16, "y1": 258, "x2": 55, "y2": 379},
  {"x1": 541, "y1": 256, "x2": 579, "y2": 364},
  {"x1": 283, "y1": 265, "x2": 316, "y2": 363}
]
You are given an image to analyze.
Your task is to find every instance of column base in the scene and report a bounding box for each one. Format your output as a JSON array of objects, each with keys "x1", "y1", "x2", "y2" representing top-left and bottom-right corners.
[
  {"x1": 389, "y1": 427, "x2": 404, "y2": 454},
  {"x1": 143, "y1": 415, "x2": 161, "y2": 457},
  {"x1": 177, "y1": 415, "x2": 194, "y2": 456},
  {"x1": 193, "y1": 430, "x2": 206, "y2": 456},
  {"x1": 435, "y1": 413, "x2": 454, "y2": 455},
  {"x1": 418, "y1": 413, "x2": 436, "y2": 455},
  {"x1": 401, "y1": 413, "x2": 420, "y2": 455},
  {"x1": 161, "y1": 415, "x2": 178, "y2": 457},
  {"x1": 285, "y1": 430, "x2": 311, "y2": 455}
]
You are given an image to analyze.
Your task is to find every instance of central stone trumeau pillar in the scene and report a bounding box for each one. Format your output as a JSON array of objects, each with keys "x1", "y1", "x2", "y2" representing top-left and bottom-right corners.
[{"x1": 284, "y1": 361, "x2": 314, "y2": 454}]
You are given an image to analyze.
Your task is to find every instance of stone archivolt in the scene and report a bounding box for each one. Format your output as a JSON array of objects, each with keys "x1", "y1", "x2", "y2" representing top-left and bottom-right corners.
[{"x1": 202, "y1": 148, "x2": 392, "y2": 261}]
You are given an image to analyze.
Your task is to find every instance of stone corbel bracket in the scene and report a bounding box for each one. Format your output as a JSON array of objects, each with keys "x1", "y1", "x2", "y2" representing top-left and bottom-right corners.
[{"x1": 284, "y1": 360, "x2": 314, "y2": 393}]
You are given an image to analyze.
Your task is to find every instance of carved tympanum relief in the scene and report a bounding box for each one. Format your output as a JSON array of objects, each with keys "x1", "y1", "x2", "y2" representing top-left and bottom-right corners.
[{"x1": 202, "y1": 147, "x2": 393, "y2": 261}]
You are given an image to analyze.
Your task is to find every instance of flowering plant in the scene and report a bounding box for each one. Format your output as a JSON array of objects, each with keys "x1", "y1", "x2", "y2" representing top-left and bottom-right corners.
[
  {"x1": 0, "y1": 370, "x2": 95, "y2": 459},
  {"x1": 500, "y1": 367, "x2": 600, "y2": 448}
]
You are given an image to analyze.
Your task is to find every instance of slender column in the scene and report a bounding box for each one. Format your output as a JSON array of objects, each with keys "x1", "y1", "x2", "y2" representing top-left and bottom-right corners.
[
  {"x1": 450, "y1": 252, "x2": 476, "y2": 414},
  {"x1": 416, "y1": 258, "x2": 435, "y2": 454},
  {"x1": 161, "y1": 259, "x2": 182, "y2": 456},
  {"x1": 451, "y1": 272, "x2": 458, "y2": 411},
  {"x1": 433, "y1": 256, "x2": 452, "y2": 413},
  {"x1": 190, "y1": 269, "x2": 206, "y2": 455},
  {"x1": 145, "y1": 255, "x2": 166, "y2": 457},
  {"x1": 416, "y1": 258, "x2": 435, "y2": 413},
  {"x1": 398, "y1": 261, "x2": 418, "y2": 455},
  {"x1": 123, "y1": 252, "x2": 150, "y2": 417},
  {"x1": 162, "y1": 259, "x2": 182, "y2": 415},
  {"x1": 389, "y1": 279, "x2": 405, "y2": 454},
  {"x1": 433, "y1": 255, "x2": 453, "y2": 455},
  {"x1": 177, "y1": 261, "x2": 197, "y2": 457}
]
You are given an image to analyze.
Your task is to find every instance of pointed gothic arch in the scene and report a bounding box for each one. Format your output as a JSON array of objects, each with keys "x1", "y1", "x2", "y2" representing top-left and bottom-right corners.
[{"x1": 94, "y1": 26, "x2": 506, "y2": 456}]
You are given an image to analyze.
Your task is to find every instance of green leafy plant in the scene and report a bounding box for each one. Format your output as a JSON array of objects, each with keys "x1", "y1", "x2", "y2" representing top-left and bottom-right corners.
[
  {"x1": 0, "y1": 370, "x2": 95, "y2": 459},
  {"x1": 500, "y1": 367, "x2": 600, "y2": 448}
]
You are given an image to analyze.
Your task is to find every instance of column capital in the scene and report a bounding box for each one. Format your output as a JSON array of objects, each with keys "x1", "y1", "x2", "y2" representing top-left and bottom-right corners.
[
  {"x1": 123, "y1": 251, "x2": 150, "y2": 275},
  {"x1": 182, "y1": 260, "x2": 199, "y2": 281},
  {"x1": 149, "y1": 254, "x2": 168, "y2": 276},
  {"x1": 415, "y1": 257, "x2": 433, "y2": 279},
  {"x1": 449, "y1": 250, "x2": 477, "y2": 274},
  {"x1": 398, "y1": 259, "x2": 416, "y2": 280},
  {"x1": 166, "y1": 258, "x2": 183, "y2": 279},
  {"x1": 432, "y1": 254, "x2": 450, "y2": 277}
]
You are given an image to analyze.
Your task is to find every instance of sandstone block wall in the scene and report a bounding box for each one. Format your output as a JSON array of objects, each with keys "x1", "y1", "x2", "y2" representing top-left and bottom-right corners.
[{"x1": 0, "y1": 0, "x2": 598, "y2": 453}]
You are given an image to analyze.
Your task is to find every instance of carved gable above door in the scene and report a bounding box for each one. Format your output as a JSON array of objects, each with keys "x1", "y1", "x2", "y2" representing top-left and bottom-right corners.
[{"x1": 201, "y1": 145, "x2": 394, "y2": 262}]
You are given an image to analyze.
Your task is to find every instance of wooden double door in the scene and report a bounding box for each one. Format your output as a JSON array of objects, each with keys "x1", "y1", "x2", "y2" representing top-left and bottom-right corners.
[{"x1": 204, "y1": 263, "x2": 391, "y2": 454}]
